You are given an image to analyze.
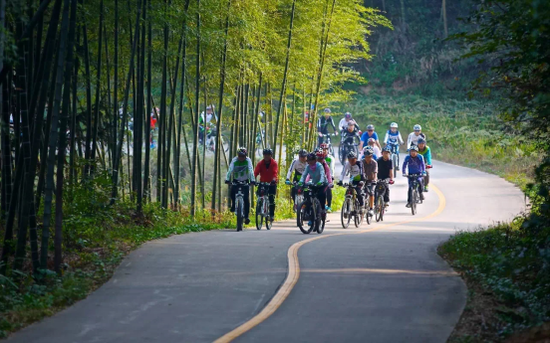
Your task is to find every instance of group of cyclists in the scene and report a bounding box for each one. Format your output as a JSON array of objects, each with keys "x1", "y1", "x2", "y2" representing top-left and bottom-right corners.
[{"x1": 224, "y1": 108, "x2": 433, "y2": 230}]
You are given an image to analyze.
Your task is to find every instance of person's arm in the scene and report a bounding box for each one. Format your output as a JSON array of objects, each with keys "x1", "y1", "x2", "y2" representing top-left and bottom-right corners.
[
  {"x1": 420, "y1": 155, "x2": 426, "y2": 174},
  {"x1": 273, "y1": 160, "x2": 279, "y2": 182},
  {"x1": 286, "y1": 159, "x2": 296, "y2": 180},
  {"x1": 358, "y1": 132, "x2": 366, "y2": 150},
  {"x1": 330, "y1": 117, "x2": 337, "y2": 133},
  {"x1": 317, "y1": 118, "x2": 322, "y2": 133},
  {"x1": 374, "y1": 160, "x2": 378, "y2": 181},
  {"x1": 319, "y1": 163, "x2": 328, "y2": 184},
  {"x1": 340, "y1": 162, "x2": 348, "y2": 182},
  {"x1": 384, "y1": 131, "x2": 389, "y2": 144},
  {"x1": 398, "y1": 132, "x2": 404, "y2": 145},
  {"x1": 226, "y1": 157, "x2": 236, "y2": 181},
  {"x1": 374, "y1": 132, "x2": 382, "y2": 149},
  {"x1": 299, "y1": 166, "x2": 310, "y2": 184},
  {"x1": 248, "y1": 158, "x2": 255, "y2": 182},
  {"x1": 426, "y1": 147, "x2": 432, "y2": 165},
  {"x1": 406, "y1": 133, "x2": 413, "y2": 150},
  {"x1": 324, "y1": 162, "x2": 332, "y2": 184},
  {"x1": 402, "y1": 156, "x2": 409, "y2": 175},
  {"x1": 389, "y1": 160, "x2": 394, "y2": 182}
]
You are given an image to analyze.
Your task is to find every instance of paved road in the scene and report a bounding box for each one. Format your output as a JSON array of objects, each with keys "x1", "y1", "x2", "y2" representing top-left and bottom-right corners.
[{"x1": 8, "y1": 159, "x2": 525, "y2": 343}]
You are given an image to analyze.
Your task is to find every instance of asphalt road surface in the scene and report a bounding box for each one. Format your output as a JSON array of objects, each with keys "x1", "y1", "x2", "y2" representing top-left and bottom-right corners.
[{"x1": 8, "y1": 158, "x2": 525, "y2": 343}]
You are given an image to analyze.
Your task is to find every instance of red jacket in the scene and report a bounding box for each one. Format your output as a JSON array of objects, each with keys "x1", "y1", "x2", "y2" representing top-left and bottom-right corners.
[{"x1": 254, "y1": 158, "x2": 278, "y2": 183}]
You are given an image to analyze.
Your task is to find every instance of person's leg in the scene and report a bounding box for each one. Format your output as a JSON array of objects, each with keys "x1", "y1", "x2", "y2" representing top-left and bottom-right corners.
[
  {"x1": 269, "y1": 184, "x2": 277, "y2": 218},
  {"x1": 326, "y1": 187, "x2": 333, "y2": 208},
  {"x1": 407, "y1": 178, "x2": 412, "y2": 204},
  {"x1": 384, "y1": 183, "x2": 390, "y2": 203},
  {"x1": 230, "y1": 185, "x2": 236, "y2": 212},
  {"x1": 418, "y1": 177, "x2": 424, "y2": 200},
  {"x1": 291, "y1": 186, "x2": 297, "y2": 204},
  {"x1": 424, "y1": 169, "x2": 430, "y2": 190},
  {"x1": 317, "y1": 188, "x2": 327, "y2": 214},
  {"x1": 354, "y1": 181, "x2": 364, "y2": 206},
  {"x1": 368, "y1": 184, "x2": 375, "y2": 209},
  {"x1": 243, "y1": 185, "x2": 250, "y2": 218}
]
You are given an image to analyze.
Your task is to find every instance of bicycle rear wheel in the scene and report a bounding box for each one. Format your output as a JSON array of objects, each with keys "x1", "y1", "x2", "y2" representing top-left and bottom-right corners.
[
  {"x1": 297, "y1": 201, "x2": 313, "y2": 234},
  {"x1": 255, "y1": 199, "x2": 263, "y2": 230},
  {"x1": 341, "y1": 198, "x2": 352, "y2": 228}
]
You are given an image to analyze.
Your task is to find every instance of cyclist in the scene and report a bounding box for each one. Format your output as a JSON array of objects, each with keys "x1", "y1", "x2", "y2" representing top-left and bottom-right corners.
[
  {"x1": 254, "y1": 148, "x2": 278, "y2": 222},
  {"x1": 376, "y1": 146, "x2": 395, "y2": 206},
  {"x1": 402, "y1": 145, "x2": 426, "y2": 208},
  {"x1": 285, "y1": 149, "x2": 309, "y2": 205},
  {"x1": 340, "y1": 121, "x2": 361, "y2": 160},
  {"x1": 315, "y1": 148, "x2": 334, "y2": 213},
  {"x1": 298, "y1": 153, "x2": 329, "y2": 215},
  {"x1": 384, "y1": 122, "x2": 404, "y2": 171},
  {"x1": 417, "y1": 138, "x2": 432, "y2": 192},
  {"x1": 407, "y1": 124, "x2": 427, "y2": 150},
  {"x1": 359, "y1": 124, "x2": 382, "y2": 151},
  {"x1": 225, "y1": 147, "x2": 255, "y2": 224},
  {"x1": 338, "y1": 151, "x2": 365, "y2": 212},
  {"x1": 362, "y1": 147, "x2": 378, "y2": 216},
  {"x1": 320, "y1": 143, "x2": 335, "y2": 212},
  {"x1": 338, "y1": 112, "x2": 361, "y2": 132},
  {"x1": 317, "y1": 108, "x2": 338, "y2": 147},
  {"x1": 367, "y1": 138, "x2": 381, "y2": 159},
  {"x1": 199, "y1": 105, "x2": 215, "y2": 144}
]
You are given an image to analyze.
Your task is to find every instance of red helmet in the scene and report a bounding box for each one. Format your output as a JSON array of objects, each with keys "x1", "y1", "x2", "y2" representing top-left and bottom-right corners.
[{"x1": 315, "y1": 148, "x2": 325, "y2": 158}]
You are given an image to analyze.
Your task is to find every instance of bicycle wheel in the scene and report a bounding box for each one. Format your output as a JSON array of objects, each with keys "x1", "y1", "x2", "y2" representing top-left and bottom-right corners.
[
  {"x1": 317, "y1": 207, "x2": 326, "y2": 235},
  {"x1": 265, "y1": 198, "x2": 272, "y2": 230},
  {"x1": 341, "y1": 198, "x2": 352, "y2": 228},
  {"x1": 411, "y1": 189, "x2": 417, "y2": 215},
  {"x1": 313, "y1": 199, "x2": 323, "y2": 233},
  {"x1": 376, "y1": 195, "x2": 384, "y2": 222},
  {"x1": 393, "y1": 154, "x2": 398, "y2": 178},
  {"x1": 255, "y1": 199, "x2": 263, "y2": 230},
  {"x1": 294, "y1": 194, "x2": 304, "y2": 213},
  {"x1": 236, "y1": 198, "x2": 244, "y2": 231},
  {"x1": 338, "y1": 145, "x2": 345, "y2": 165},
  {"x1": 297, "y1": 201, "x2": 313, "y2": 234},
  {"x1": 354, "y1": 200, "x2": 364, "y2": 227}
]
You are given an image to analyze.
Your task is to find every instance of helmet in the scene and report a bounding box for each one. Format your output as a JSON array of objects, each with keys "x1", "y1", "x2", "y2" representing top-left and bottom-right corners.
[
  {"x1": 237, "y1": 147, "x2": 248, "y2": 156},
  {"x1": 367, "y1": 124, "x2": 374, "y2": 130},
  {"x1": 263, "y1": 148, "x2": 273, "y2": 155},
  {"x1": 382, "y1": 146, "x2": 392, "y2": 153},
  {"x1": 417, "y1": 138, "x2": 426, "y2": 145},
  {"x1": 320, "y1": 143, "x2": 329, "y2": 150},
  {"x1": 307, "y1": 153, "x2": 317, "y2": 161},
  {"x1": 390, "y1": 122, "x2": 398, "y2": 128},
  {"x1": 347, "y1": 120, "x2": 355, "y2": 127},
  {"x1": 368, "y1": 138, "x2": 376, "y2": 144},
  {"x1": 298, "y1": 149, "x2": 308, "y2": 157},
  {"x1": 315, "y1": 148, "x2": 325, "y2": 158},
  {"x1": 324, "y1": 108, "x2": 331, "y2": 113},
  {"x1": 206, "y1": 105, "x2": 214, "y2": 111},
  {"x1": 347, "y1": 151, "x2": 357, "y2": 159},
  {"x1": 363, "y1": 147, "x2": 374, "y2": 156},
  {"x1": 344, "y1": 112, "x2": 352, "y2": 119},
  {"x1": 414, "y1": 124, "x2": 422, "y2": 131},
  {"x1": 410, "y1": 145, "x2": 419, "y2": 151}
]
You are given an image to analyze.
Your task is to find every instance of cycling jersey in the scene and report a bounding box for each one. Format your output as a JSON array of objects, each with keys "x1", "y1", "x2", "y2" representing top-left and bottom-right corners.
[
  {"x1": 317, "y1": 116, "x2": 337, "y2": 134},
  {"x1": 384, "y1": 130, "x2": 404, "y2": 145},
  {"x1": 402, "y1": 154, "x2": 426, "y2": 175},
  {"x1": 341, "y1": 129, "x2": 360, "y2": 144},
  {"x1": 338, "y1": 118, "x2": 360, "y2": 131},
  {"x1": 360, "y1": 131, "x2": 379, "y2": 146},
  {"x1": 340, "y1": 160, "x2": 364, "y2": 182},
  {"x1": 286, "y1": 158, "x2": 307, "y2": 180},
  {"x1": 325, "y1": 154, "x2": 335, "y2": 176},
  {"x1": 300, "y1": 162, "x2": 328, "y2": 185},
  {"x1": 418, "y1": 146, "x2": 432, "y2": 165},
  {"x1": 407, "y1": 132, "x2": 427, "y2": 149},
  {"x1": 362, "y1": 158, "x2": 378, "y2": 181},
  {"x1": 226, "y1": 157, "x2": 255, "y2": 182},
  {"x1": 254, "y1": 158, "x2": 278, "y2": 183}
]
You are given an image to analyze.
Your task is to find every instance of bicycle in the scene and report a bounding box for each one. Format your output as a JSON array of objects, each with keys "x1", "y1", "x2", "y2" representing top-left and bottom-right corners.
[
  {"x1": 406, "y1": 173, "x2": 423, "y2": 215},
  {"x1": 338, "y1": 141, "x2": 359, "y2": 165},
  {"x1": 231, "y1": 180, "x2": 253, "y2": 231},
  {"x1": 290, "y1": 181, "x2": 304, "y2": 213},
  {"x1": 296, "y1": 183, "x2": 326, "y2": 234},
  {"x1": 255, "y1": 182, "x2": 273, "y2": 230},
  {"x1": 387, "y1": 143, "x2": 400, "y2": 178},
  {"x1": 374, "y1": 179, "x2": 390, "y2": 222},
  {"x1": 205, "y1": 128, "x2": 229, "y2": 153},
  {"x1": 340, "y1": 182, "x2": 365, "y2": 228}
]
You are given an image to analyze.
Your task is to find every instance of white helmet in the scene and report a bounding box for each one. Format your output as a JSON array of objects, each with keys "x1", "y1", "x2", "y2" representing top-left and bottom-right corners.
[
  {"x1": 390, "y1": 122, "x2": 398, "y2": 128},
  {"x1": 414, "y1": 124, "x2": 422, "y2": 131}
]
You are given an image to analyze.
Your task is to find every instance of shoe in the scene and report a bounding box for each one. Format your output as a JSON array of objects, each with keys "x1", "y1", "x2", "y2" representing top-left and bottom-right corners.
[
  {"x1": 326, "y1": 206, "x2": 332, "y2": 213},
  {"x1": 424, "y1": 186, "x2": 429, "y2": 192},
  {"x1": 406, "y1": 203, "x2": 411, "y2": 208},
  {"x1": 244, "y1": 218, "x2": 250, "y2": 225},
  {"x1": 420, "y1": 194, "x2": 425, "y2": 201},
  {"x1": 385, "y1": 203, "x2": 389, "y2": 207},
  {"x1": 368, "y1": 209, "x2": 374, "y2": 216},
  {"x1": 396, "y1": 166, "x2": 400, "y2": 171}
]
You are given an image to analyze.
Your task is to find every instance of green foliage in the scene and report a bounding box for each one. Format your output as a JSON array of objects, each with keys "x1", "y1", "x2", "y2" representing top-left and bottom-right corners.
[{"x1": 440, "y1": 219, "x2": 550, "y2": 338}]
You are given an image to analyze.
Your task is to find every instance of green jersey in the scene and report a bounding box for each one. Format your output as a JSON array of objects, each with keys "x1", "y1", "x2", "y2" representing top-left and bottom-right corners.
[{"x1": 226, "y1": 157, "x2": 255, "y2": 182}]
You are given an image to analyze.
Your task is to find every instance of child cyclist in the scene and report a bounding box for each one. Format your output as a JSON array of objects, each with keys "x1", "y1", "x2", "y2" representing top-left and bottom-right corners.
[
  {"x1": 338, "y1": 151, "x2": 365, "y2": 213},
  {"x1": 384, "y1": 122, "x2": 404, "y2": 170}
]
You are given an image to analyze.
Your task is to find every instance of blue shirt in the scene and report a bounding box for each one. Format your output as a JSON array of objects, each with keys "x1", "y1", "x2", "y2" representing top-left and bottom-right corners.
[
  {"x1": 361, "y1": 131, "x2": 379, "y2": 145},
  {"x1": 402, "y1": 154, "x2": 425, "y2": 175}
]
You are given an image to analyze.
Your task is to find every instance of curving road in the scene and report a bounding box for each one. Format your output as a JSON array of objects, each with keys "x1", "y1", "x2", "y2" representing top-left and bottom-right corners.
[{"x1": 8, "y1": 159, "x2": 525, "y2": 343}]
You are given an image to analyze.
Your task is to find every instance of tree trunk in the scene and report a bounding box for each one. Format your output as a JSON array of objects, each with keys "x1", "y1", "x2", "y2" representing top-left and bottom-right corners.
[{"x1": 190, "y1": 0, "x2": 200, "y2": 217}]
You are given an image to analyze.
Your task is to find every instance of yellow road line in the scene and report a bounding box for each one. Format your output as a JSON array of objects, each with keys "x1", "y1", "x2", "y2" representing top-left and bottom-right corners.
[
  {"x1": 214, "y1": 184, "x2": 447, "y2": 343},
  {"x1": 301, "y1": 268, "x2": 458, "y2": 276}
]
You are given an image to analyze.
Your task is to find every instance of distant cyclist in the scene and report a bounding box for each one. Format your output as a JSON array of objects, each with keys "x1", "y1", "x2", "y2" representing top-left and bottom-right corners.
[
  {"x1": 254, "y1": 149, "x2": 278, "y2": 222},
  {"x1": 407, "y1": 124, "x2": 427, "y2": 150},
  {"x1": 359, "y1": 124, "x2": 381, "y2": 151},
  {"x1": 362, "y1": 147, "x2": 378, "y2": 216},
  {"x1": 317, "y1": 108, "x2": 338, "y2": 147},
  {"x1": 320, "y1": 143, "x2": 335, "y2": 212},
  {"x1": 417, "y1": 138, "x2": 432, "y2": 192},
  {"x1": 384, "y1": 122, "x2": 404, "y2": 170},
  {"x1": 286, "y1": 149, "x2": 309, "y2": 204},
  {"x1": 402, "y1": 145, "x2": 426, "y2": 208},
  {"x1": 225, "y1": 147, "x2": 255, "y2": 224},
  {"x1": 298, "y1": 153, "x2": 329, "y2": 215},
  {"x1": 376, "y1": 146, "x2": 395, "y2": 206},
  {"x1": 315, "y1": 148, "x2": 334, "y2": 212},
  {"x1": 367, "y1": 138, "x2": 381, "y2": 159},
  {"x1": 338, "y1": 151, "x2": 365, "y2": 212},
  {"x1": 339, "y1": 112, "x2": 360, "y2": 132}
]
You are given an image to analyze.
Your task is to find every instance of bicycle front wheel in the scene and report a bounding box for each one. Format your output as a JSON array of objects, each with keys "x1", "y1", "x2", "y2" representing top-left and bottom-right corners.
[
  {"x1": 411, "y1": 190, "x2": 417, "y2": 215},
  {"x1": 376, "y1": 196, "x2": 384, "y2": 222},
  {"x1": 265, "y1": 197, "x2": 273, "y2": 231},
  {"x1": 255, "y1": 199, "x2": 263, "y2": 230},
  {"x1": 297, "y1": 201, "x2": 313, "y2": 234},
  {"x1": 236, "y1": 198, "x2": 244, "y2": 231},
  {"x1": 341, "y1": 198, "x2": 352, "y2": 229},
  {"x1": 354, "y1": 200, "x2": 364, "y2": 228}
]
